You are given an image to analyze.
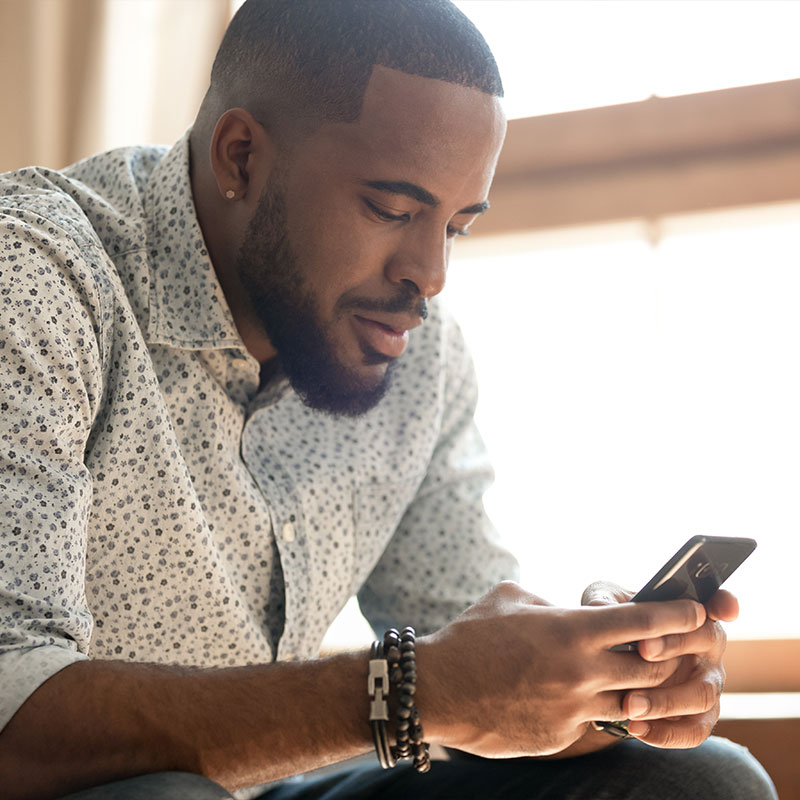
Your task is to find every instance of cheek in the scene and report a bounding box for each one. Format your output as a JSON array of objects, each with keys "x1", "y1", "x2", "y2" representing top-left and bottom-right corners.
[
  {"x1": 281, "y1": 167, "x2": 393, "y2": 299},
  {"x1": 288, "y1": 210, "x2": 387, "y2": 301}
]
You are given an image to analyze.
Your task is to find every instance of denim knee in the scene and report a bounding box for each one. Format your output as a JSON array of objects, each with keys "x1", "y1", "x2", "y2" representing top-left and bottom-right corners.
[{"x1": 655, "y1": 736, "x2": 778, "y2": 800}]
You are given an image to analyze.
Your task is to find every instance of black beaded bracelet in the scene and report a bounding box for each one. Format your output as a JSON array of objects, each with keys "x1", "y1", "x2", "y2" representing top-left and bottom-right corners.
[
  {"x1": 384, "y1": 627, "x2": 431, "y2": 774},
  {"x1": 368, "y1": 628, "x2": 431, "y2": 774}
]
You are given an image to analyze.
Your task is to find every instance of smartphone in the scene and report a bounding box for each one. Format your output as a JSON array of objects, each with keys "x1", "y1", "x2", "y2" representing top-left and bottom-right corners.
[
  {"x1": 610, "y1": 535, "x2": 756, "y2": 652},
  {"x1": 631, "y1": 535, "x2": 757, "y2": 605}
]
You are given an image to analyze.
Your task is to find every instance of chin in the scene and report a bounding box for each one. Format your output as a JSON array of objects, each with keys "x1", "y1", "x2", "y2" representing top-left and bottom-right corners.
[
  {"x1": 290, "y1": 355, "x2": 397, "y2": 418},
  {"x1": 356, "y1": 358, "x2": 392, "y2": 383}
]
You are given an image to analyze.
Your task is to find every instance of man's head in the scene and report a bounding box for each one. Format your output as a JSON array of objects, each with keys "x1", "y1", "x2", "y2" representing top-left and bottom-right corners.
[{"x1": 191, "y1": 0, "x2": 506, "y2": 416}]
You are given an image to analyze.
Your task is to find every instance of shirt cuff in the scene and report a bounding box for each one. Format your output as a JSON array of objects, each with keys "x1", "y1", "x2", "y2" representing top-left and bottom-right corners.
[{"x1": 0, "y1": 644, "x2": 89, "y2": 733}]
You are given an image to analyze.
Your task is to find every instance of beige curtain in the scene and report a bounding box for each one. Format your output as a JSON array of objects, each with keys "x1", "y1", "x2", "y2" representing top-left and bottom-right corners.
[{"x1": 0, "y1": 0, "x2": 232, "y2": 173}]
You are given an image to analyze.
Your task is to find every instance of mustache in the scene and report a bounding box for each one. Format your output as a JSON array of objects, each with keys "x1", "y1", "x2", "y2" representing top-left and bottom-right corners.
[{"x1": 340, "y1": 291, "x2": 428, "y2": 321}]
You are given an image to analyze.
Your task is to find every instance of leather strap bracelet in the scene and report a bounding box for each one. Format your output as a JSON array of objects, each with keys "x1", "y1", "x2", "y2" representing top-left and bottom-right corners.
[{"x1": 368, "y1": 640, "x2": 396, "y2": 769}]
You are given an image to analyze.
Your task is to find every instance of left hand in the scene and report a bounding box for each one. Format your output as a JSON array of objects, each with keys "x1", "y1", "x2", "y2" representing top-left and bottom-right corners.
[{"x1": 581, "y1": 581, "x2": 738, "y2": 748}]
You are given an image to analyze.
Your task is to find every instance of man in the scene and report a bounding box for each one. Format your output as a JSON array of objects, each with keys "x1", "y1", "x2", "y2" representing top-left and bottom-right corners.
[{"x1": 0, "y1": 1, "x2": 776, "y2": 798}]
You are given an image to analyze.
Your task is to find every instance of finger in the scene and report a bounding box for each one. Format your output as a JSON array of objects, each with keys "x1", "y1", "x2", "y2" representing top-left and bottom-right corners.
[
  {"x1": 622, "y1": 673, "x2": 722, "y2": 721},
  {"x1": 585, "y1": 600, "x2": 706, "y2": 648},
  {"x1": 596, "y1": 651, "x2": 683, "y2": 691},
  {"x1": 706, "y1": 589, "x2": 739, "y2": 622},
  {"x1": 591, "y1": 689, "x2": 628, "y2": 723},
  {"x1": 637, "y1": 618, "x2": 724, "y2": 661},
  {"x1": 581, "y1": 581, "x2": 634, "y2": 606},
  {"x1": 626, "y1": 708, "x2": 718, "y2": 748}
]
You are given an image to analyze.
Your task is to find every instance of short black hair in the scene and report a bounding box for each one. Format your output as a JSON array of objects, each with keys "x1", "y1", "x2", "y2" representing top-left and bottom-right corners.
[{"x1": 208, "y1": 0, "x2": 503, "y2": 128}]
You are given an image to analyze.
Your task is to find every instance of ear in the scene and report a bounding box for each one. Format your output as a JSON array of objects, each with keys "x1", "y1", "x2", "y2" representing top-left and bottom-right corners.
[{"x1": 208, "y1": 108, "x2": 277, "y2": 202}]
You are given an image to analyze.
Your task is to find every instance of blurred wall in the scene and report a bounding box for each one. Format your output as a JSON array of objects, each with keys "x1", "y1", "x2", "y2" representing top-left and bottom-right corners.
[{"x1": 0, "y1": 0, "x2": 231, "y2": 173}]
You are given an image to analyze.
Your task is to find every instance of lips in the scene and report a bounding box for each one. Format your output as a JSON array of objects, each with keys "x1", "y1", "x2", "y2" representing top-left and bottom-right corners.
[{"x1": 352, "y1": 315, "x2": 412, "y2": 359}]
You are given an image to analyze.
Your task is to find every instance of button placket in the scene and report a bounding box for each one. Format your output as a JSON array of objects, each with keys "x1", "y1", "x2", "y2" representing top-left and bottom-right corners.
[
  {"x1": 240, "y1": 406, "x2": 309, "y2": 662},
  {"x1": 281, "y1": 520, "x2": 296, "y2": 543}
]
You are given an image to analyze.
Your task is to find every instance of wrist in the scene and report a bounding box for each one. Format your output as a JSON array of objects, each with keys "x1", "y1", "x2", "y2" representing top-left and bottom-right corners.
[
  {"x1": 412, "y1": 635, "x2": 445, "y2": 743},
  {"x1": 413, "y1": 632, "x2": 472, "y2": 748}
]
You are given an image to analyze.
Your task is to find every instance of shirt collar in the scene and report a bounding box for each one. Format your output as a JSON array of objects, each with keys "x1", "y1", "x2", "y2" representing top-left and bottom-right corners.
[{"x1": 144, "y1": 131, "x2": 245, "y2": 351}]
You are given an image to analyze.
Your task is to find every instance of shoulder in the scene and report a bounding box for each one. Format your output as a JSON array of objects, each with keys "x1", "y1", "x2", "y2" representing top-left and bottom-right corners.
[
  {"x1": 0, "y1": 144, "x2": 168, "y2": 301},
  {"x1": 0, "y1": 144, "x2": 166, "y2": 250},
  {"x1": 0, "y1": 166, "x2": 97, "y2": 250},
  {"x1": 0, "y1": 168, "x2": 110, "y2": 326}
]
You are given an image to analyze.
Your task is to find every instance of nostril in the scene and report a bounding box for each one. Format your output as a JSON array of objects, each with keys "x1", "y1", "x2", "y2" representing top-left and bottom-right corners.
[{"x1": 400, "y1": 278, "x2": 420, "y2": 295}]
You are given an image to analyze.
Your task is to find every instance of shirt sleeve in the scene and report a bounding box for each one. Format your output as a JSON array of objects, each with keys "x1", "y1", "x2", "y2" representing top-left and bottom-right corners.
[
  {"x1": 0, "y1": 204, "x2": 107, "y2": 732},
  {"x1": 357, "y1": 311, "x2": 519, "y2": 636}
]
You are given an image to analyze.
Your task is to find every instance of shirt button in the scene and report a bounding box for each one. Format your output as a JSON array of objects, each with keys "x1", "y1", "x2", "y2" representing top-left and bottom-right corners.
[{"x1": 281, "y1": 521, "x2": 296, "y2": 543}]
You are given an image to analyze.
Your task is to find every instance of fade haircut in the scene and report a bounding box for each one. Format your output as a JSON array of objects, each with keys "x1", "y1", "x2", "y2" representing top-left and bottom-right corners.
[{"x1": 207, "y1": 0, "x2": 503, "y2": 132}]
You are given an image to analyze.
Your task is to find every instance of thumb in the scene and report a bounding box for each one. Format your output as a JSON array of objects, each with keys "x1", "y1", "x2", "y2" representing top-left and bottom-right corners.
[{"x1": 706, "y1": 589, "x2": 739, "y2": 622}]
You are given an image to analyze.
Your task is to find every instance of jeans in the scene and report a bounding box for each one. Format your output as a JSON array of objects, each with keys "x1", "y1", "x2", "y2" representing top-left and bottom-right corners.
[
  {"x1": 58, "y1": 772, "x2": 234, "y2": 799},
  {"x1": 57, "y1": 737, "x2": 777, "y2": 800}
]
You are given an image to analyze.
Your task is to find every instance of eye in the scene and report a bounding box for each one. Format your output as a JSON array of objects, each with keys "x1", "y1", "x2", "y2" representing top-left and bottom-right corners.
[
  {"x1": 363, "y1": 198, "x2": 409, "y2": 223},
  {"x1": 446, "y1": 225, "x2": 470, "y2": 239}
]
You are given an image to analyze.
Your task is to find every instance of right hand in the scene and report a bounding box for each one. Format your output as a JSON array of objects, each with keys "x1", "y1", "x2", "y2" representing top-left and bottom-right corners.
[
  {"x1": 415, "y1": 581, "x2": 706, "y2": 758},
  {"x1": 581, "y1": 581, "x2": 735, "y2": 749}
]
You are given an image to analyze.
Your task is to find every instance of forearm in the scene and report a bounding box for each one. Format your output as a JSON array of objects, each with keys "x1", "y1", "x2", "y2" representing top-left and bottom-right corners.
[{"x1": 0, "y1": 652, "x2": 373, "y2": 800}]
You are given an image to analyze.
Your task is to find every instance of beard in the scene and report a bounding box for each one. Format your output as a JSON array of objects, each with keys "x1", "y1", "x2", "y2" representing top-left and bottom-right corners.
[{"x1": 235, "y1": 181, "x2": 421, "y2": 417}]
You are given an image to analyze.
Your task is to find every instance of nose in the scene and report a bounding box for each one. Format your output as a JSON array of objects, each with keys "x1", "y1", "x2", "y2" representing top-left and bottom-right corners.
[{"x1": 384, "y1": 226, "x2": 448, "y2": 299}]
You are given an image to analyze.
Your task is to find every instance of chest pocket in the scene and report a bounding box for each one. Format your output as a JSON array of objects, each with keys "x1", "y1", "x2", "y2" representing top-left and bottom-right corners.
[{"x1": 350, "y1": 479, "x2": 421, "y2": 594}]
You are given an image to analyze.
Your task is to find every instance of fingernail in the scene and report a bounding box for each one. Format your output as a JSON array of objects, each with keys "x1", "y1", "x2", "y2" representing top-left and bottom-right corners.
[
  {"x1": 695, "y1": 602, "x2": 706, "y2": 626},
  {"x1": 628, "y1": 694, "x2": 650, "y2": 719},
  {"x1": 640, "y1": 638, "x2": 663, "y2": 659},
  {"x1": 627, "y1": 721, "x2": 650, "y2": 737}
]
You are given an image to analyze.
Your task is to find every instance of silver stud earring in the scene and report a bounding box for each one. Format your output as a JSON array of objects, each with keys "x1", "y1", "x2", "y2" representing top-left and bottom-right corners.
[{"x1": 225, "y1": 189, "x2": 236, "y2": 200}]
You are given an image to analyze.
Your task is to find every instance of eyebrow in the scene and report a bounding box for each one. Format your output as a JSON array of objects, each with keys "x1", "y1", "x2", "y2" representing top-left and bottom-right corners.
[{"x1": 362, "y1": 180, "x2": 490, "y2": 216}]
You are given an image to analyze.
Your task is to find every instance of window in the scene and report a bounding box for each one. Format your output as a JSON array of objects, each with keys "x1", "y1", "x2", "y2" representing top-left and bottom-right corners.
[
  {"x1": 445, "y1": 204, "x2": 800, "y2": 640},
  {"x1": 455, "y1": 0, "x2": 800, "y2": 118}
]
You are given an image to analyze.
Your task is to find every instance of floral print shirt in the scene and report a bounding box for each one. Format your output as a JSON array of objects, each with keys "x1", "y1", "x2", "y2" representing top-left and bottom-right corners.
[{"x1": 0, "y1": 132, "x2": 517, "y2": 732}]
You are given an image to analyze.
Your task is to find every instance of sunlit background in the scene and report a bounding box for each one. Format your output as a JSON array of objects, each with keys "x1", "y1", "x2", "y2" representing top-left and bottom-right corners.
[
  {"x1": 445, "y1": 206, "x2": 800, "y2": 641},
  {"x1": 458, "y1": 0, "x2": 800, "y2": 118}
]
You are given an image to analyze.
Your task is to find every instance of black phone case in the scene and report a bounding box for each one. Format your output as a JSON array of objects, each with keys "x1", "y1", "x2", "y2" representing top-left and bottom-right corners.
[
  {"x1": 609, "y1": 535, "x2": 757, "y2": 652},
  {"x1": 631, "y1": 535, "x2": 757, "y2": 605}
]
